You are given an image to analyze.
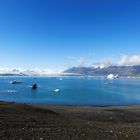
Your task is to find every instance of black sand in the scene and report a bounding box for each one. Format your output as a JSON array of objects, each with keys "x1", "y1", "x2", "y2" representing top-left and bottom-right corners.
[{"x1": 0, "y1": 101, "x2": 140, "y2": 140}]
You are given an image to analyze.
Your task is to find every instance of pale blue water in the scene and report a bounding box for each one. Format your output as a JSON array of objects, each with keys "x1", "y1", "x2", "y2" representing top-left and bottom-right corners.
[{"x1": 0, "y1": 76, "x2": 140, "y2": 106}]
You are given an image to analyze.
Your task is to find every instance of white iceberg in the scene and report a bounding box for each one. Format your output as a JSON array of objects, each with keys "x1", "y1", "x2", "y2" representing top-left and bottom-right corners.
[
  {"x1": 54, "y1": 89, "x2": 60, "y2": 92},
  {"x1": 107, "y1": 74, "x2": 119, "y2": 80}
]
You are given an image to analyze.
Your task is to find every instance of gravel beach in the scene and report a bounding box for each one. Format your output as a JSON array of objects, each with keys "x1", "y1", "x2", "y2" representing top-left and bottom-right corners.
[{"x1": 0, "y1": 101, "x2": 140, "y2": 140}]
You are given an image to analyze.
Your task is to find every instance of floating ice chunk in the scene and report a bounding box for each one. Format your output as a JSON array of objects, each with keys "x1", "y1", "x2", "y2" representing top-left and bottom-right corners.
[
  {"x1": 107, "y1": 74, "x2": 119, "y2": 80},
  {"x1": 7, "y1": 90, "x2": 16, "y2": 93},
  {"x1": 107, "y1": 74, "x2": 114, "y2": 79},
  {"x1": 54, "y1": 89, "x2": 60, "y2": 92}
]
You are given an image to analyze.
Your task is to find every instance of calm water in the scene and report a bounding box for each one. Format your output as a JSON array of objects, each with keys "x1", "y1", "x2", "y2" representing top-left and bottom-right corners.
[{"x1": 0, "y1": 76, "x2": 140, "y2": 106}]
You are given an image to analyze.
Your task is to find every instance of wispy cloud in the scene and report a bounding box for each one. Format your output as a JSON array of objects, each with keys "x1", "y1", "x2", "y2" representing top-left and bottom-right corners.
[
  {"x1": 66, "y1": 56, "x2": 86, "y2": 67},
  {"x1": 1, "y1": 55, "x2": 140, "y2": 74},
  {"x1": 0, "y1": 68, "x2": 61, "y2": 75},
  {"x1": 92, "y1": 55, "x2": 140, "y2": 68},
  {"x1": 118, "y1": 55, "x2": 140, "y2": 66},
  {"x1": 92, "y1": 60, "x2": 113, "y2": 69}
]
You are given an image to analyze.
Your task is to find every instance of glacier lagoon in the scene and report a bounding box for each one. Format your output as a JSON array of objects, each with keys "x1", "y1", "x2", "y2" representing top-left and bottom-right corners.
[{"x1": 0, "y1": 76, "x2": 140, "y2": 106}]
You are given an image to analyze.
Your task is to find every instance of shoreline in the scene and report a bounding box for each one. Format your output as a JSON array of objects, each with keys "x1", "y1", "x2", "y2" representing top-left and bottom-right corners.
[
  {"x1": 10, "y1": 100, "x2": 140, "y2": 108},
  {"x1": 1, "y1": 75, "x2": 140, "y2": 78},
  {"x1": 0, "y1": 101, "x2": 140, "y2": 139}
]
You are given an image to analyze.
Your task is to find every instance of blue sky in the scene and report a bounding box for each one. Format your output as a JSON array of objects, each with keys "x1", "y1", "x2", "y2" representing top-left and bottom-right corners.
[{"x1": 0, "y1": 0, "x2": 140, "y2": 70}]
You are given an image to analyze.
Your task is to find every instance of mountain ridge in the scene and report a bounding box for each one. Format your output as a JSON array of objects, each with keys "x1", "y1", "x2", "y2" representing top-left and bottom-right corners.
[{"x1": 63, "y1": 65, "x2": 140, "y2": 76}]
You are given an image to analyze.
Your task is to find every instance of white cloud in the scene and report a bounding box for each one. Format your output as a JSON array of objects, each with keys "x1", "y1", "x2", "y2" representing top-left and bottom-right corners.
[
  {"x1": 0, "y1": 68, "x2": 61, "y2": 75},
  {"x1": 23, "y1": 69, "x2": 62, "y2": 75},
  {"x1": 0, "y1": 68, "x2": 21, "y2": 74},
  {"x1": 92, "y1": 55, "x2": 140, "y2": 68},
  {"x1": 118, "y1": 55, "x2": 140, "y2": 66},
  {"x1": 92, "y1": 60, "x2": 114, "y2": 69},
  {"x1": 1, "y1": 55, "x2": 140, "y2": 74},
  {"x1": 67, "y1": 56, "x2": 85, "y2": 67}
]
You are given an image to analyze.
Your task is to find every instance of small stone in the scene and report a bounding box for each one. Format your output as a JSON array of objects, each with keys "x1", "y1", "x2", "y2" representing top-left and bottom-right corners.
[
  {"x1": 82, "y1": 133, "x2": 86, "y2": 136},
  {"x1": 126, "y1": 134, "x2": 128, "y2": 138},
  {"x1": 2, "y1": 130, "x2": 6, "y2": 133},
  {"x1": 121, "y1": 113, "x2": 124, "y2": 116},
  {"x1": 110, "y1": 117, "x2": 113, "y2": 120},
  {"x1": 73, "y1": 129, "x2": 76, "y2": 131}
]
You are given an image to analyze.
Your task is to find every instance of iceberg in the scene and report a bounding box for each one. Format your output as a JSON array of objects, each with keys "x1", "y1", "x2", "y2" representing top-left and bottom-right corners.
[{"x1": 107, "y1": 74, "x2": 119, "y2": 80}]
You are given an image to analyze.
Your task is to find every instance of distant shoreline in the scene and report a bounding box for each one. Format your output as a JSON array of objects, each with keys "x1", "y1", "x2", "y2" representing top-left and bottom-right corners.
[
  {"x1": 1, "y1": 74, "x2": 140, "y2": 78},
  {"x1": 2, "y1": 100, "x2": 140, "y2": 108}
]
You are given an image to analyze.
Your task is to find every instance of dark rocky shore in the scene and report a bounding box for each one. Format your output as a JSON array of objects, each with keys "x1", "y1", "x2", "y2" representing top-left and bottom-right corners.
[{"x1": 0, "y1": 101, "x2": 140, "y2": 140}]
